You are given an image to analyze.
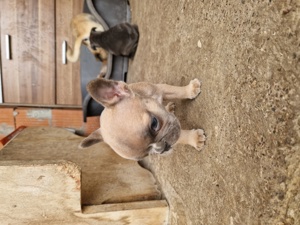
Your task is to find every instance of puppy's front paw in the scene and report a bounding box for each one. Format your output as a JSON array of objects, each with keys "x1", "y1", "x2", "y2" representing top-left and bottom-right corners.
[
  {"x1": 191, "y1": 129, "x2": 206, "y2": 150},
  {"x1": 187, "y1": 79, "x2": 201, "y2": 99},
  {"x1": 165, "y1": 102, "x2": 176, "y2": 113}
]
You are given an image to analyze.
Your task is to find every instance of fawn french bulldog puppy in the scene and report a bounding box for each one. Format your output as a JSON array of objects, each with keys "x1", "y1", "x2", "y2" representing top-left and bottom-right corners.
[{"x1": 79, "y1": 78, "x2": 206, "y2": 160}]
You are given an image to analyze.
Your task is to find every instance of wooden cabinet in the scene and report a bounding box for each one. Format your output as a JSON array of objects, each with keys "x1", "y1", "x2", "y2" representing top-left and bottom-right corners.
[
  {"x1": 0, "y1": 0, "x2": 83, "y2": 106},
  {"x1": 0, "y1": 0, "x2": 56, "y2": 105},
  {"x1": 56, "y1": 0, "x2": 83, "y2": 106}
]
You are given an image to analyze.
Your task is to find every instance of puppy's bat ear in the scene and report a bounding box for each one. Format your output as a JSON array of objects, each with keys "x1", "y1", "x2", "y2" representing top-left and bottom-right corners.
[
  {"x1": 87, "y1": 78, "x2": 134, "y2": 107},
  {"x1": 79, "y1": 128, "x2": 103, "y2": 148}
]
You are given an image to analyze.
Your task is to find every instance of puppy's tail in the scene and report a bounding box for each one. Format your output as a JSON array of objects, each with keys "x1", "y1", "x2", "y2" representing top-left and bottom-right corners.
[{"x1": 66, "y1": 36, "x2": 84, "y2": 62}]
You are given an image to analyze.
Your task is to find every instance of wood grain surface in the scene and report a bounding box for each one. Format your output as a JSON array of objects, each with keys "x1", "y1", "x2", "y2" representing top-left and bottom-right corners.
[
  {"x1": 0, "y1": 0, "x2": 55, "y2": 104},
  {"x1": 56, "y1": 0, "x2": 83, "y2": 106}
]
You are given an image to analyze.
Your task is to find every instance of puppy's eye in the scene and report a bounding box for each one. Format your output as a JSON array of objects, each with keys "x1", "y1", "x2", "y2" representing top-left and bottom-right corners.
[{"x1": 150, "y1": 117, "x2": 160, "y2": 132}]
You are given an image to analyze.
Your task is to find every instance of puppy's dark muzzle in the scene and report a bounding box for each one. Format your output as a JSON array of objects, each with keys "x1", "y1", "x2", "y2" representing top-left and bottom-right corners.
[
  {"x1": 160, "y1": 141, "x2": 172, "y2": 154},
  {"x1": 163, "y1": 117, "x2": 181, "y2": 145},
  {"x1": 147, "y1": 140, "x2": 172, "y2": 154},
  {"x1": 147, "y1": 115, "x2": 181, "y2": 155}
]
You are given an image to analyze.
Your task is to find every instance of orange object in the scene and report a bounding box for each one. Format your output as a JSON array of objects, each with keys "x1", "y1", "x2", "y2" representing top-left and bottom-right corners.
[{"x1": 0, "y1": 126, "x2": 27, "y2": 147}]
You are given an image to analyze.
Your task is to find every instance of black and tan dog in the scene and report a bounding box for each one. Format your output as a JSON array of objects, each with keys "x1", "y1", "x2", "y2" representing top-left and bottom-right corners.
[
  {"x1": 80, "y1": 78, "x2": 206, "y2": 160},
  {"x1": 89, "y1": 22, "x2": 139, "y2": 58},
  {"x1": 67, "y1": 14, "x2": 139, "y2": 76},
  {"x1": 67, "y1": 13, "x2": 107, "y2": 62},
  {"x1": 67, "y1": 13, "x2": 108, "y2": 76}
]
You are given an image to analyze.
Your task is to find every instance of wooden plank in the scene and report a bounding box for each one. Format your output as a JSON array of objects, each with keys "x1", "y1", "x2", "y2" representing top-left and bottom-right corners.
[
  {"x1": 0, "y1": 0, "x2": 55, "y2": 105},
  {"x1": 0, "y1": 127, "x2": 169, "y2": 225},
  {"x1": 0, "y1": 159, "x2": 168, "y2": 224},
  {"x1": 56, "y1": 0, "x2": 84, "y2": 106},
  {"x1": 0, "y1": 160, "x2": 81, "y2": 223},
  {"x1": 0, "y1": 128, "x2": 169, "y2": 224},
  {"x1": 0, "y1": 127, "x2": 162, "y2": 205},
  {"x1": 76, "y1": 201, "x2": 169, "y2": 225}
]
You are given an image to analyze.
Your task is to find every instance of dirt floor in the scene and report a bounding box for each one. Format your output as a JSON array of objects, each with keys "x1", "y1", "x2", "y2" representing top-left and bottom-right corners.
[{"x1": 128, "y1": 1, "x2": 300, "y2": 225}]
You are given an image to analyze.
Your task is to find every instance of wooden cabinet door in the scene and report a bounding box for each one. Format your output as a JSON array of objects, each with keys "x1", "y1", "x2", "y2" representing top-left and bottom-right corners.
[
  {"x1": 56, "y1": 0, "x2": 83, "y2": 106},
  {"x1": 0, "y1": 0, "x2": 55, "y2": 105}
]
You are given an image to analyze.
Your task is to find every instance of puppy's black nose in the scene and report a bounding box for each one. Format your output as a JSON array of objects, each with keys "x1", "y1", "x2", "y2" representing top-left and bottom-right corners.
[{"x1": 161, "y1": 142, "x2": 171, "y2": 154}]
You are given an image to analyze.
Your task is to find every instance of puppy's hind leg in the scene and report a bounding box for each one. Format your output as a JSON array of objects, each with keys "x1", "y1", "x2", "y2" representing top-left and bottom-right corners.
[{"x1": 175, "y1": 129, "x2": 206, "y2": 150}]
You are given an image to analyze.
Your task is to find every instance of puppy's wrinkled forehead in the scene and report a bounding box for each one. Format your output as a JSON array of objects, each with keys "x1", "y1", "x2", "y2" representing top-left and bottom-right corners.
[
  {"x1": 104, "y1": 96, "x2": 165, "y2": 139},
  {"x1": 110, "y1": 97, "x2": 156, "y2": 127}
]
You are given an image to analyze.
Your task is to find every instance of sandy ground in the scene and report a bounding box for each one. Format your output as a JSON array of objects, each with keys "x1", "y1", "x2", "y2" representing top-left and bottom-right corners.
[{"x1": 128, "y1": 1, "x2": 300, "y2": 225}]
